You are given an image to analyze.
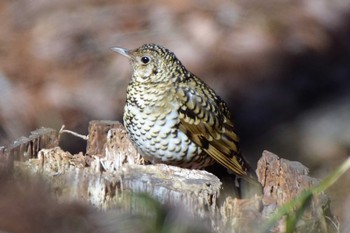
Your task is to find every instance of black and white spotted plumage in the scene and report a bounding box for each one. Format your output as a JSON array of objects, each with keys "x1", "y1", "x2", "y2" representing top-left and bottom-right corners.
[{"x1": 112, "y1": 44, "x2": 259, "y2": 185}]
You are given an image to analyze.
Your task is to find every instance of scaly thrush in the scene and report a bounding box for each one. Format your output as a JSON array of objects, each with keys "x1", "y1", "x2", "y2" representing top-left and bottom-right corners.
[{"x1": 112, "y1": 44, "x2": 260, "y2": 187}]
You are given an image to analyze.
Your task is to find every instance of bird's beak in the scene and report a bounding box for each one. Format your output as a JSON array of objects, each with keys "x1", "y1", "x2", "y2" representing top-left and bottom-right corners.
[{"x1": 111, "y1": 47, "x2": 131, "y2": 59}]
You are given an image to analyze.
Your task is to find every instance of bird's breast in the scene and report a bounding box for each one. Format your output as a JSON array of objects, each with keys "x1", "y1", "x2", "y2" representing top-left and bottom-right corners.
[{"x1": 122, "y1": 82, "x2": 209, "y2": 167}]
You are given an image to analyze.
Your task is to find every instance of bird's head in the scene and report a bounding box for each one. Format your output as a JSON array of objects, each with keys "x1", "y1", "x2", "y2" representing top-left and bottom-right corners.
[{"x1": 112, "y1": 44, "x2": 184, "y2": 83}]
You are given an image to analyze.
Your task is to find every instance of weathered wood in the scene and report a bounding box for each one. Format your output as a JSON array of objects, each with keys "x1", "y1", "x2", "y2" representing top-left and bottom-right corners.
[
  {"x1": 5, "y1": 122, "x2": 337, "y2": 233},
  {"x1": 86, "y1": 120, "x2": 124, "y2": 156},
  {"x1": 257, "y1": 150, "x2": 334, "y2": 232},
  {"x1": 257, "y1": 150, "x2": 329, "y2": 207},
  {"x1": 103, "y1": 123, "x2": 145, "y2": 168},
  {"x1": 22, "y1": 146, "x2": 222, "y2": 230},
  {"x1": 0, "y1": 146, "x2": 12, "y2": 173},
  {"x1": 19, "y1": 121, "x2": 224, "y2": 230},
  {"x1": 4, "y1": 128, "x2": 58, "y2": 161}
]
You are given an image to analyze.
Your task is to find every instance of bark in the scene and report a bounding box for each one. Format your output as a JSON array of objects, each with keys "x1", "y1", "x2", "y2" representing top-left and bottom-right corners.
[{"x1": 0, "y1": 121, "x2": 336, "y2": 233}]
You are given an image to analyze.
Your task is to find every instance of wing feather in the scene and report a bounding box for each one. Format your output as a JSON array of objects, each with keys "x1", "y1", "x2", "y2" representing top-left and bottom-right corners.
[{"x1": 176, "y1": 78, "x2": 258, "y2": 183}]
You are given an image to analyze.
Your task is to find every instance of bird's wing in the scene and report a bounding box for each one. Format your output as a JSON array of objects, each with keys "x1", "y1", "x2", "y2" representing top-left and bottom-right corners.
[{"x1": 176, "y1": 78, "x2": 257, "y2": 183}]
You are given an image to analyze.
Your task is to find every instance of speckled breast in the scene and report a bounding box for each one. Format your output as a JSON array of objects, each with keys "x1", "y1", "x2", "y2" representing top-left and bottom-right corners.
[{"x1": 123, "y1": 84, "x2": 214, "y2": 169}]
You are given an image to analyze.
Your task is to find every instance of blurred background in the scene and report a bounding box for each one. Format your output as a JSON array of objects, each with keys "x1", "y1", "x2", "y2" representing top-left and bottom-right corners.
[{"x1": 0, "y1": 0, "x2": 349, "y2": 228}]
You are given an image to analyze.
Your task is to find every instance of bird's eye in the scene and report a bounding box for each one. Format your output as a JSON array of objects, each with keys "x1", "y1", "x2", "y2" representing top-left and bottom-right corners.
[{"x1": 141, "y1": 56, "x2": 150, "y2": 64}]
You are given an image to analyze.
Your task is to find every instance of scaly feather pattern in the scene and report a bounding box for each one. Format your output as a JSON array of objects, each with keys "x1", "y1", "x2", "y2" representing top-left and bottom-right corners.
[{"x1": 112, "y1": 43, "x2": 260, "y2": 186}]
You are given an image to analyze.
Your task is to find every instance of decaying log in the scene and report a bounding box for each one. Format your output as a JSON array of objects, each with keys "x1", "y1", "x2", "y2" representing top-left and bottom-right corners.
[
  {"x1": 0, "y1": 146, "x2": 11, "y2": 172},
  {"x1": 258, "y1": 150, "x2": 321, "y2": 206},
  {"x1": 27, "y1": 147, "x2": 221, "y2": 206},
  {"x1": 0, "y1": 128, "x2": 58, "y2": 172},
  {"x1": 21, "y1": 146, "x2": 222, "y2": 230},
  {"x1": 1, "y1": 128, "x2": 58, "y2": 161},
  {"x1": 1, "y1": 121, "x2": 336, "y2": 233},
  {"x1": 86, "y1": 120, "x2": 123, "y2": 156},
  {"x1": 102, "y1": 121, "x2": 145, "y2": 167},
  {"x1": 258, "y1": 150, "x2": 333, "y2": 232}
]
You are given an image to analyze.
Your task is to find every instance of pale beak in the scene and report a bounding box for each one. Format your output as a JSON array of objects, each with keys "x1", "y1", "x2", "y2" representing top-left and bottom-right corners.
[{"x1": 111, "y1": 47, "x2": 131, "y2": 59}]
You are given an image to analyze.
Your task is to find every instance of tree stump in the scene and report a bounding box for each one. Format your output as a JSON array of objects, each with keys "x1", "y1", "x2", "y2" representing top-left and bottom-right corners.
[{"x1": 0, "y1": 121, "x2": 337, "y2": 233}]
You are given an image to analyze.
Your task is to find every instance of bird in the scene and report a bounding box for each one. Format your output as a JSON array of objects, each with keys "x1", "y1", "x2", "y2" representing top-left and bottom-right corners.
[{"x1": 112, "y1": 43, "x2": 260, "y2": 188}]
